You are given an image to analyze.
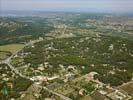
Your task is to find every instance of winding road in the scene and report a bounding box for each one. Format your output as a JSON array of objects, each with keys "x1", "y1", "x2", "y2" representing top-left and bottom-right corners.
[{"x1": 2, "y1": 39, "x2": 72, "y2": 100}]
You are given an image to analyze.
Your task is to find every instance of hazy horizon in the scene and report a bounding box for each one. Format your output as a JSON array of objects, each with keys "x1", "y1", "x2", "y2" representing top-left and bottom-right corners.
[{"x1": 1, "y1": 0, "x2": 133, "y2": 14}]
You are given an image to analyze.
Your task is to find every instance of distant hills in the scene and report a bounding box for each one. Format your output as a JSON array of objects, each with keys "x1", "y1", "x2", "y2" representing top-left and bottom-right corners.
[{"x1": 1, "y1": 10, "x2": 133, "y2": 17}]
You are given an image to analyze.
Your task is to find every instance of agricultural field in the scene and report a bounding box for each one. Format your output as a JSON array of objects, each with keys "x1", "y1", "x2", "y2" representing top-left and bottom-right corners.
[
  {"x1": 0, "y1": 44, "x2": 25, "y2": 53},
  {"x1": 0, "y1": 51, "x2": 11, "y2": 60},
  {"x1": 119, "y1": 82, "x2": 133, "y2": 96}
]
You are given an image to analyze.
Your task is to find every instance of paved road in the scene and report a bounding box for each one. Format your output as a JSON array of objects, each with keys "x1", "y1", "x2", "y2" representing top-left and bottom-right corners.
[
  {"x1": 35, "y1": 84, "x2": 72, "y2": 100},
  {"x1": 2, "y1": 40, "x2": 41, "y2": 79},
  {"x1": 2, "y1": 39, "x2": 72, "y2": 100}
]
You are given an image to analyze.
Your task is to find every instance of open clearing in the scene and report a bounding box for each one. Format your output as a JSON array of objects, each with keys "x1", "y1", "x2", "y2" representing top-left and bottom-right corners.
[
  {"x1": 0, "y1": 44, "x2": 25, "y2": 53},
  {"x1": 0, "y1": 51, "x2": 11, "y2": 60}
]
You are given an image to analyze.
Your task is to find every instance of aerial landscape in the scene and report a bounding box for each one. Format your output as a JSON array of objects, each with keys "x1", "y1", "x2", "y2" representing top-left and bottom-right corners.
[{"x1": 0, "y1": 0, "x2": 133, "y2": 100}]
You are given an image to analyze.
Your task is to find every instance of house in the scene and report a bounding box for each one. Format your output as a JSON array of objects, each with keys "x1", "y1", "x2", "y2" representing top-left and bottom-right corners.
[
  {"x1": 87, "y1": 72, "x2": 98, "y2": 80},
  {"x1": 48, "y1": 75, "x2": 59, "y2": 81},
  {"x1": 107, "y1": 89, "x2": 130, "y2": 100},
  {"x1": 79, "y1": 88, "x2": 86, "y2": 96},
  {"x1": 30, "y1": 76, "x2": 48, "y2": 82}
]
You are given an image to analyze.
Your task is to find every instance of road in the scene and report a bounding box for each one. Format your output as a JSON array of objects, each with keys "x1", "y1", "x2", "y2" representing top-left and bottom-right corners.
[
  {"x1": 63, "y1": 25, "x2": 67, "y2": 35},
  {"x1": 2, "y1": 39, "x2": 41, "y2": 79},
  {"x1": 2, "y1": 39, "x2": 72, "y2": 100},
  {"x1": 35, "y1": 84, "x2": 72, "y2": 100}
]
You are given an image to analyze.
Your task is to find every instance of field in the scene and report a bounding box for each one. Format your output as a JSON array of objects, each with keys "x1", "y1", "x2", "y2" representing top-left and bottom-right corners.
[
  {"x1": 0, "y1": 44, "x2": 25, "y2": 53},
  {"x1": 0, "y1": 51, "x2": 11, "y2": 60},
  {"x1": 119, "y1": 82, "x2": 133, "y2": 96}
]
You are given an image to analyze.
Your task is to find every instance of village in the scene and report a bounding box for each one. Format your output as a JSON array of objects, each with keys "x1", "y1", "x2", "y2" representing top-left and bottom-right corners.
[{"x1": 0, "y1": 13, "x2": 133, "y2": 100}]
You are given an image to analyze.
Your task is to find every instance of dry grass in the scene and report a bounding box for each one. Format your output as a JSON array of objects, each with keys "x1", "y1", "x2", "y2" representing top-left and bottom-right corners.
[
  {"x1": 0, "y1": 52, "x2": 10, "y2": 60},
  {"x1": 0, "y1": 44, "x2": 25, "y2": 53}
]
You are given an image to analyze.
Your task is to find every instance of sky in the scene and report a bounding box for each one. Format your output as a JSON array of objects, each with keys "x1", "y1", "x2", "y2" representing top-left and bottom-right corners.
[{"x1": 1, "y1": 0, "x2": 133, "y2": 13}]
